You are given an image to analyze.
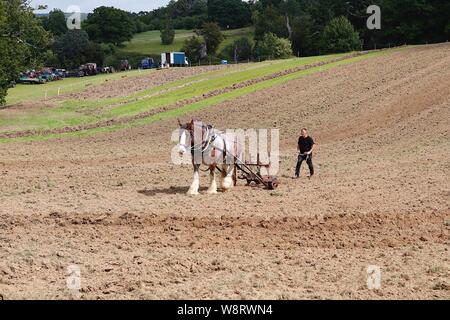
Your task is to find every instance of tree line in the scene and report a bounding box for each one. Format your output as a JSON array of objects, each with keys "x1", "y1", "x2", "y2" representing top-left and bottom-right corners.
[
  {"x1": 136, "y1": 0, "x2": 252, "y2": 31},
  {"x1": 0, "y1": 0, "x2": 449, "y2": 105},
  {"x1": 250, "y1": 0, "x2": 449, "y2": 56},
  {"x1": 169, "y1": 0, "x2": 449, "y2": 63}
]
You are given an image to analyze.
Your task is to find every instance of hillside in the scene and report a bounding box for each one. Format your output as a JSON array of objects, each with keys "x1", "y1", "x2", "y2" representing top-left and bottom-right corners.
[
  {"x1": 121, "y1": 27, "x2": 254, "y2": 56},
  {"x1": 0, "y1": 44, "x2": 449, "y2": 299},
  {"x1": 1, "y1": 51, "x2": 359, "y2": 139}
]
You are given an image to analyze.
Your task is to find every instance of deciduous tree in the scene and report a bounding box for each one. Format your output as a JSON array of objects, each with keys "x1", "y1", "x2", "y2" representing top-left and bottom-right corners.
[
  {"x1": 83, "y1": 6, "x2": 135, "y2": 46},
  {"x1": 160, "y1": 17, "x2": 175, "y2": 45},
  {"x1": 207, "y1": 0, "x2": 252, "y2": 29},
  {"x1": 43, "y1": 9, "x2": 68, "y2": 37},
  {"x1": 0, "y1": 0, "x2": 50, "y2": 105},
  {"x1": 182, "y1": 35, "x2": 206, "y2": 62},
  {"x1": 320, "y1": 16, "x2": 360, "y2": 53},
  {"x1": 255, "y1": 32, "x2": 292, "y2": 59},
  {"x1": 220, "y1": 37, "x2": 254, "y2": 62},
  {"x1": 196, "y1": 22, "x2": 224, "y2": 55}
]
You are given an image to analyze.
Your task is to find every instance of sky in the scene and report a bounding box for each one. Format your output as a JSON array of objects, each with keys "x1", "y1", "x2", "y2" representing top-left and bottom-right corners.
[{"x1": 31, "y1": 0, "x2": 171, "y2": 13}]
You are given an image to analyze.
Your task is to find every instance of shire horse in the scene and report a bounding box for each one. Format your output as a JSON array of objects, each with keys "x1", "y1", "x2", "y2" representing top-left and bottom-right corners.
[{"x1": 178, "y1": 119, "x2": 242, "y2": 195}]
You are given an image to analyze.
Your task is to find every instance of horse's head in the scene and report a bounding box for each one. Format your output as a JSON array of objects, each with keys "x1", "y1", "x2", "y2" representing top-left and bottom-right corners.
[{"x1": 177, "y1": 118, "x2": 210, "y2": 156}]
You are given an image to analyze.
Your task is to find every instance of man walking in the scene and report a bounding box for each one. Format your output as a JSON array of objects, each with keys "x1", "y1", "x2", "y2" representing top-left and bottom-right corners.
[{"x1": 295, "y1": 128, "x2": 316, "y2": 179}]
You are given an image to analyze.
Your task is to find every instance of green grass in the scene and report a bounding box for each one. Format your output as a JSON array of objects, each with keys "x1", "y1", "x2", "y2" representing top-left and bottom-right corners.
[
  {"x1": 104, "y1": 54, "x2": 344, "y2": 119},
  {"x1": 220, "y1": 27, "x2": 255, "y2": 51},
  {"x1": 128, "y1": 51, "x2": 388, "y2": 125},
  {"x1": 5, "y1": 69, "x2": 154, "y2": 106},
  {"x1": 122, "y1": 29, "x2": 194, "y2": 55},
  {"x1": 1, "y1": 60, "x2": 273, "y2": 133},
  {"x1": 121, "y1": 27, "x2": 254, "y2": 56},
  {"x1": 1, "y1": 54, "x2": 345, "y2": 134},
  {"x1": 0, "y1": 50, "x2": 391, "y2": 143}
]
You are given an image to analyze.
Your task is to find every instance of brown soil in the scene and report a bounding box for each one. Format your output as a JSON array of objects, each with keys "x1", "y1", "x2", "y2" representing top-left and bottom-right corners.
[
  {"x1": 56, "y1": 65, "x2": 231, "y2": 101},
  {"x1": 0, "y1": 44, "x2": 449, "y2": 300}
]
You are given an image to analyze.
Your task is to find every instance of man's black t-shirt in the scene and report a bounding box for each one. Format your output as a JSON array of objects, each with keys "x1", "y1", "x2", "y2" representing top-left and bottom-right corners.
[{"x1": 298, "y1": 136, "x2": 315, "y2": 154}]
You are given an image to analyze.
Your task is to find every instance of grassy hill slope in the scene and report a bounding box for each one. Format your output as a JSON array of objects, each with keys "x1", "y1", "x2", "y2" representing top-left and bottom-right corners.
[
  {"x1": 0, "y1": 50, "x2": 394, "y2": 142},
  {"x1": 121, "y1": 27, "x2": 254, "y2": 56}
]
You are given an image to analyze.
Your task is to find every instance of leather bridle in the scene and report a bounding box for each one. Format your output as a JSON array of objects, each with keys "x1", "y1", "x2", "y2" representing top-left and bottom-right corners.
[{"x1": 180, "y1": 122, "x2": 217, "y2": 153}]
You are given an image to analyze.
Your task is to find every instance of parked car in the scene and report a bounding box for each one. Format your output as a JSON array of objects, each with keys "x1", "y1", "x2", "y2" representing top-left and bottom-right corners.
[
  {"x1": 96, "y1": 66, "x2": 114, "y2": 74},
  {"x1": 38, "y1": 68, "x2": 63, "y2": 81},
  {"x1": 79, "y1": 63, "x2": 98, "y2": 76},
  {"x1": 140, "y1": 57, "x2": 158, "y2": 69},
  {"x1": 39, "y1": 72, "x2": 56, "y2": 82},
  {"x1": 119, "y1": 60, "x2": 131, "y2": 71},
  {"x1": 66, "y1": 70, "x2": 85, "y2": 78},
  {"x1": 18, "y1": 73, "x2": 46, "y2": 84},
  {"x1": 54, "y1": 69, "x2": 67, "y2": 78}
]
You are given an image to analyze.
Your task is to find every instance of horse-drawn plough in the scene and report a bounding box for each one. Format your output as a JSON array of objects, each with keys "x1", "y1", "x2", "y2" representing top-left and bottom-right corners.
[
  {"x1": 233, "y1": 153, "x2": 279, "y2": 190},
  {"x1": 178, "y1": 119, "x2": 280, "y2": 193}
]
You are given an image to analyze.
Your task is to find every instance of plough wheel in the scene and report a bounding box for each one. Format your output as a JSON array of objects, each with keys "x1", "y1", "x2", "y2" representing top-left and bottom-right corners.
[{"x1": 266, "y1": 177, "x2": 279, "y2": 190}]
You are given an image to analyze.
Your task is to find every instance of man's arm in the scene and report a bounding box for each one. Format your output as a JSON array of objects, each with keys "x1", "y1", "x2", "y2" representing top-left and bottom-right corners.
[{"x1": 307, "y1": 138, "x2": 316, "y2": 154}]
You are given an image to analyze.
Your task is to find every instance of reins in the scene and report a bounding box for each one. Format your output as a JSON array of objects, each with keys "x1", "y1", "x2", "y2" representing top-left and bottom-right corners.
[
  {"x1": 180, "y1": 125, "x2": 220, "y2": 155},
  {"x1": 179, "y1": 122, "x2": 243, "y2": 174}
]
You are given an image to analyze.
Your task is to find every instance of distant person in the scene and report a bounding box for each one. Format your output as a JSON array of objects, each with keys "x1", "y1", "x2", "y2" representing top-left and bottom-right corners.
[{"x1": 295, "y1": 128, "x2": 316, "y2": 179}]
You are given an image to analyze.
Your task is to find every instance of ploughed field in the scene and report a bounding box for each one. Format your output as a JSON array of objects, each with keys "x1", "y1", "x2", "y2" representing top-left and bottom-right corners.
[{"x1": 0, "y1": 44, "x2": 448, "y2": 299}]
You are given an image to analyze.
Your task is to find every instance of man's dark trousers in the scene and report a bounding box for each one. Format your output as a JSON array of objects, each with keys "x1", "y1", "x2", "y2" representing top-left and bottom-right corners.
[{"x1": 295, "y1": 154, "x2": 314, "y2": 177}]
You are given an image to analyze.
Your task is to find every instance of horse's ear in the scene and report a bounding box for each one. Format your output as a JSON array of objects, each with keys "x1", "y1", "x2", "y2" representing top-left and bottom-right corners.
[{"x1": 177, "y1": 118, "x2": 182, "y2": 127}]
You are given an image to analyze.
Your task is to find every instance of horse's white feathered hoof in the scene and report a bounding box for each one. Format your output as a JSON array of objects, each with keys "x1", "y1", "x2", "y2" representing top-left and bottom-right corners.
[
  {"x1": 207, "y1": 180, "x2": 217, "y2": 195},
  {"x1": 187, "y1": 180, "x2": 200, "y2": 195},
  {"x1": 222, "y1": 177, "x2": 233, "y2": 191},
  {"x1": 187, "y1": 185, "x2": 199, "y2": 195}
]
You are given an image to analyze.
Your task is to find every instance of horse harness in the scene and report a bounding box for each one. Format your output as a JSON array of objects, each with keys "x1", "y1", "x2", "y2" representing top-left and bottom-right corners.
[{"x1": 182, "y1": 122, "x2": 236, "y2": 168}]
